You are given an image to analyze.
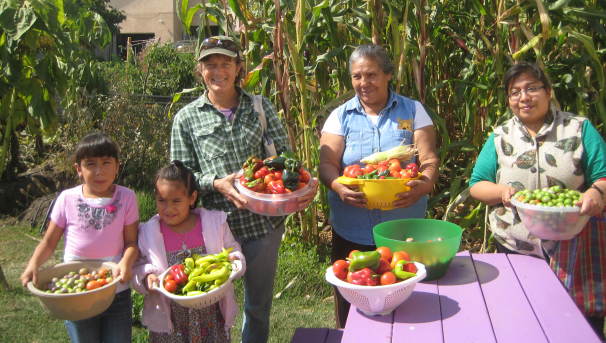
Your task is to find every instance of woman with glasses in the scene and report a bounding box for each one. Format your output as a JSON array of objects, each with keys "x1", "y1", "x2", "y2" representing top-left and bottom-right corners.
[
  {"x1": 469, "y1": 61, "x2": 606, "y2": 339},
  {"x1": 170, "y1": 35, "x2": 314, "y2": 343}
]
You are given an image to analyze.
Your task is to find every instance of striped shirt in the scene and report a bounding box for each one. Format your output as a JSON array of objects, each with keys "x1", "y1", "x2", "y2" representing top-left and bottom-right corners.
[{"x1": 170, "y1": 89, "x2": 290, "y2": 241}]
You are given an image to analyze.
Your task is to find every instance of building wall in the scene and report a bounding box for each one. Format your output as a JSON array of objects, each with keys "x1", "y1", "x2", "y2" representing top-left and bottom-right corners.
[{"x1": 109, "y1": 0, "x2": 204, "y2": 42}]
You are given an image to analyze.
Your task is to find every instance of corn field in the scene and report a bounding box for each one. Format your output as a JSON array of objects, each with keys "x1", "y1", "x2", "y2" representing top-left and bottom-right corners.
[{"x1": 176, "y1": 0, "x2": 606, "y2": 245}]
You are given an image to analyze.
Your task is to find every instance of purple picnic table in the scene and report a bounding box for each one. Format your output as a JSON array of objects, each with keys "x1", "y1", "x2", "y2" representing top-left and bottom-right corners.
[{"x1": 291, "y1": 251, "x2": 601, "y2": 343}]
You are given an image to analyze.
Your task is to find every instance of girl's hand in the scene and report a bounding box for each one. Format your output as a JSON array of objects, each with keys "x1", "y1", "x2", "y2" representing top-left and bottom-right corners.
[
  {"x1": 146, "y1": 273, "x2": 159, "y2": 291},
  {"x1": 579, "y1": 187, "x2": 605, "y2": 217},
  {"x1": 214, "y1": 173, "x2": 248, "y2": 208},
  {"x1": 20, "y1": 265, "x2": 36, "y2": 287},
  {"x1": 116, "y1": 259, "x2": 132, "y2": 283},
  {"x1": 501, "y1": 186, "x2": 517, "y2": 207}
]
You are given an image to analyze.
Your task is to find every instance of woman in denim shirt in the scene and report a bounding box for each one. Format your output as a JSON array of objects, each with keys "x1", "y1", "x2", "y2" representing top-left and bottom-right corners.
[{"x1": 319, "y1": 44, "x2": 439, "y2": 328}]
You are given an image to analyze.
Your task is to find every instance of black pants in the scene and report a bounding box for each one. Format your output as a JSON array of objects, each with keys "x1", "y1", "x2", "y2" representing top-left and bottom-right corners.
[
  {"x1": 495, "y1": 240, "x2": 605, "y2": 341},
  {"x1": 331, "y1": 231, "x2": 375, "y2": 329}
]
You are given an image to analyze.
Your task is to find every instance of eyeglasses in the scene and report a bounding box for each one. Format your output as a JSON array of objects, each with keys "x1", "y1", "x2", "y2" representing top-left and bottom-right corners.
[
  {"x1": 200, "y1": 37, "x2": 239, "y2": 54},
  {"x1": 508, "y1": 85, "x2": 545, "y2": 100}
]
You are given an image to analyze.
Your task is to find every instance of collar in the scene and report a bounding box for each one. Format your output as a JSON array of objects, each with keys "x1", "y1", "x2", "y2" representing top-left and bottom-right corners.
[
  {"x1": 344, "y1": 89, "x2": 398, "y2": 115},
  {"x1": 196, "y1": 87, "x2": 254, "y2": 110},
  {"x1": 511, "y1": 107, "x2": 557, "y2": 138}
]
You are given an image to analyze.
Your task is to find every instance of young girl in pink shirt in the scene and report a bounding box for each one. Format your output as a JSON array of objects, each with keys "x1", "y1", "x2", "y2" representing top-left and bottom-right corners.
[
  {"x1": 133, "y1": 161, "x2": 245, "y2": 342},
  {"x1": 21, "y1": 132, "x2": 140, "y2": 343}
]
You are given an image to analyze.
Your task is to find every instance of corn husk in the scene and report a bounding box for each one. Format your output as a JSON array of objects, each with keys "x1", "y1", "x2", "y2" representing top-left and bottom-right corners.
[{"x1": 360, "y1": 145, "x2": 417, "y2": 164}]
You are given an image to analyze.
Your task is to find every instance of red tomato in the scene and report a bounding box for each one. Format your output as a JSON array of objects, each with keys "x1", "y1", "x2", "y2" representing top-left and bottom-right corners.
[
  {"x1": 346, "y1": 272, "x2": 353, "y2": 283},
  {"x1": 391, "y1": 250, "x2": 411, "y2": 269},
  {"x1": 254, "y1": 166, "x2": 270, "y2": 180},
  {"x1": 362, "y1": 164, "x2": 376, "y2": 175},
  {"x1": 380, "y1": 271, "x2": 397, "y2": 285},
  {"x1": 164, "y1": 273, "x2": 174, "y2": 282},
  {"x1": 343, "y1": 165, "x2": 363, "y2": 178},
  {"x1": 299, "y1": 168, "x2": 311, "y2": 183},
  {"x1": 96, "y1": 278, "x2": 107, "y2": 287},
  {"x1": 378, "y1": 160, "x2": 389, "y2": 167},
  {"x1": 405, "y1": 163, "x2": 419, "y2": 173},
  {"x1": 376, "y1": 246, "x2": 393, "y2": 262},
  {"x1": 264, "y1": 173, "x2": 276, "y2": 185},
  {"x1": 86, "y1": 280, "x2": 100, "y2": 291},
  {"x1": 273, "y1": 170, "x2": 283, "y2": 180},
  {"x1": 164, "y1": 279, "x2": 178, "y2": 293},
  {"x1": 388, "y1": 159, "x2": 401, "y2": 169},
  {"x1": 404, "y1": 262, "x2": 418, "y2": 274},
  {"x1": 400, "y1": 169, "x2": 412, "y2": 179},
  {"x1": 332, "y1": 260, "x2": 349, "y2": 280},
  {"x1": 376, "y1": 258, "x2": 392, "y2": 274},
  {"x1": 389, "y1": 169, "x2": 401, "y2": 178},
  {"x1": 267, "y1": 179, "x2": 286, "y2": 194}
]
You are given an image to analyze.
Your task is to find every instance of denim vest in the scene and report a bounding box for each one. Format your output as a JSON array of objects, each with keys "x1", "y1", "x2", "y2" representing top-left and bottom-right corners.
[{"x1": 328, "y1": 91, "x2": 428, "y2": 245}]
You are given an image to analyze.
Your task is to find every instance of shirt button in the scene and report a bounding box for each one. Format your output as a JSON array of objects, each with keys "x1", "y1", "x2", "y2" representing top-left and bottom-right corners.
[{"x1": 530, "y1": 167, "x2": 537, "y2": 173}]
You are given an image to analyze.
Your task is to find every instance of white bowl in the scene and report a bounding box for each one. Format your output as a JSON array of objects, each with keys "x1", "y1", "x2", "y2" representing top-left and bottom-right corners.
[
  {"x1": 27, "y1": 260, "x2": 120, "y2": 321},
  {"x1": 325, "y1": 262, "x2": 426, "y2": 316},
  {"x1": 233, "y1": 170, "x2": 317, "y2": 216},
  {"x1": 511, "y1": 198, "x2": 590, "y2": 240},
  {"x1": 155, "y1": 259, "x2": 242, "y2": 309}
]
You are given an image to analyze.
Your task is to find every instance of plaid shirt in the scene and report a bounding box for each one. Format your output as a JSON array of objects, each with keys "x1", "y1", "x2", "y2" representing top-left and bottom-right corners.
[{"x1": 170, "y1": 89, "x2": 290, "y2": 241}]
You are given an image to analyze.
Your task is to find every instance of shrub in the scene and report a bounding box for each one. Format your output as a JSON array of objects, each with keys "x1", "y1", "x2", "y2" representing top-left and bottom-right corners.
[{"x1": 137, "y1": 191, "x2": 156, "y2": 222}]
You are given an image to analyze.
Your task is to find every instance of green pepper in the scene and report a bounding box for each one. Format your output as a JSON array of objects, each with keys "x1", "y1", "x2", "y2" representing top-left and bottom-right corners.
[
  {"x1": 348, "y1": 250, "x2": 381, "y2": 272},
  {"x1": 393, "y1": 260, "x2": 416, "y2": 280},
  {"x1": 186, "y1": 291, "x2": 204, "y2": 296},
  {"x1": 243, "y1": 156, "x2": 263, "y2": 181},
  {"x1": 282, "y1": 168, "x2": 300, "y2": 191},
  {"x1": 263, "y1": 155, "x2": 286, "y2": 169},
  {"x1": 184, "y1": 257, "x2": 195, "y2": 271},
  {"x1": 190, "y1": 265, "x2": 230, "y2": 284},
  {"x1": 181, "y1": 279, "x2": 198, "y2": 293},
  {"x1": 359, "y1": 169, "x2": 378, "y2": 179}
]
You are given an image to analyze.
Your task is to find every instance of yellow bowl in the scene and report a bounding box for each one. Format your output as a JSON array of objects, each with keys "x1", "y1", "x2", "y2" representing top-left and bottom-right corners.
[{"x1": 336, "y1": 174, "x2": 421, "y2": 210}]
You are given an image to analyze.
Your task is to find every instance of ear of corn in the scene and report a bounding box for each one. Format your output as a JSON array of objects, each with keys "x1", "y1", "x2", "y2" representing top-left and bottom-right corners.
[{"x1": 360, "y1": 145, "x2": 417, "y2": 164}]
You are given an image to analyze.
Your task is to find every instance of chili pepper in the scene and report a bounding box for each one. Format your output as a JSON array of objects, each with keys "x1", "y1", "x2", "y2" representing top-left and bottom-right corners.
[
  {"x1": 359, "y1": 169, "x2": 379, "y2": 179},
  {"x1": 245, "y1": 178, "x2": 265, "y2": 193},
  {"x1": 184, "y1": 257, "x2": 195, "y2": 272},
  {"x1": 349, "y1": 267, "x2": 379, "y2": 286},
  {"x1": 243, "y1": 156, "x2": 263, "y2": 181},
  {"x1": 186, "y1": 291, "x2": 204, "y2": 296},
  {"x1": 169, "y1": 264, "x2": 188, "y2": 285},
  {"x1": 393, "y1": 260, "x2": 416, "y2": 280},
  {"x1": 190, "y1": 265, "x2": 230, "y2": 284},
  {"x1": 348, "y1": 250, "x2": 381, "y2": 272}
]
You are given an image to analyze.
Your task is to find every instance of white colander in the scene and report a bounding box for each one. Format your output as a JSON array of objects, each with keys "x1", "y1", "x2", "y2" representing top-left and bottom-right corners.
[{"x1": 325, "y1": 262, "x2": 426, "y2": 316}]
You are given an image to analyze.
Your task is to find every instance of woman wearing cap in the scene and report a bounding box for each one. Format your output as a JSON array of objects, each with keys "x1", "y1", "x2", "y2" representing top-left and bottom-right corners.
[
  {"x1": 469, "y1": 61, "x2": 606, "y2": 339},
  {"x1": 170, "y1": 36, "x2": 315, "y2": 343}
]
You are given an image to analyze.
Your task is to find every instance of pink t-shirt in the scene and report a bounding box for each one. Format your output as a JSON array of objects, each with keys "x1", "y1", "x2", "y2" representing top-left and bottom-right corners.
[
  {"x1": 50, "y1": 185, "x2": 139, "y2": 260},
  {"x1": 159, "y1": 216, "x2": 204, "y2": 252}
]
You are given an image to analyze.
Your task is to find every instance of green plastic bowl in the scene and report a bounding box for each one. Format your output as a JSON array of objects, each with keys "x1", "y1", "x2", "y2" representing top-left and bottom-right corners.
[{"x1": 373, "y1": 219, "x2": 463, "y2": 281}]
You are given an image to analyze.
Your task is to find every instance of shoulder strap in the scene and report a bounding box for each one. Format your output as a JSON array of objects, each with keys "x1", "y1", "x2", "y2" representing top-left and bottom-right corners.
[{"x1": 253, "y1": 95, "x2": 267, "y2": 134}]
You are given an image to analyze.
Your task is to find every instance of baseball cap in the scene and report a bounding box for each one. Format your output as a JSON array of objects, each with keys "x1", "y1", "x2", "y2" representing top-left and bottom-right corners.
[{"x1": 197, "y1": 36, "x2": 240, "y2": 61}]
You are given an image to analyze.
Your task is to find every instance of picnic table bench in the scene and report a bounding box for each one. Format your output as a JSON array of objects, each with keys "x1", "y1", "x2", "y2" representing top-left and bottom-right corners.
[{"x1": 291, "y1": 251, "x2": 601, "y2": 343}]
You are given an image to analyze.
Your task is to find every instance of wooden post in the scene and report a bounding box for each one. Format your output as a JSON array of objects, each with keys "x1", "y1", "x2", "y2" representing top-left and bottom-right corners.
[{"x1": 0, "y1": 265, "x2": 9, "y2": 290}]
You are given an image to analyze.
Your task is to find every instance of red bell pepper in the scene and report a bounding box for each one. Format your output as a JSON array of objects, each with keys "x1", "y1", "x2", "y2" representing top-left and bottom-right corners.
[
  {"x1": 348, "y1": 267, "x2": 379, "y2": 286},
  {"x1": 267, "y1": 179, "x2": 286, "y2": 194},
  {"x1": 169, "y1": 264, "x2": 188, "y2": 285}
]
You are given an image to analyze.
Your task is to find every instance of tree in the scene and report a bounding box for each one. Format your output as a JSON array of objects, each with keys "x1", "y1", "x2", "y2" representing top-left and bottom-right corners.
[{"x1": 0, "y1": 0, "x2": 112, "y2": 180}]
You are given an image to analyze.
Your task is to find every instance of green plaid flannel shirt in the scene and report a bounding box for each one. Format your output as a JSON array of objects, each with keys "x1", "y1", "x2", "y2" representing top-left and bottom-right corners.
[{"x1": 170, "y1": 89, "x2": 290, "y2": 242}]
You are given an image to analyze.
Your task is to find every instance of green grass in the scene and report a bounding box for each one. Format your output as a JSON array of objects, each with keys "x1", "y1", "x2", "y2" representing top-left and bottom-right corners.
[{"x1": 0, "y1": 225, "x2": 333, "y2": 343}]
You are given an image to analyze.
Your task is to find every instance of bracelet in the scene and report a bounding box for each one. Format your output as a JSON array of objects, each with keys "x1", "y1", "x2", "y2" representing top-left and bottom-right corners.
[{"x1": 591, "y1": 184, "x2": 605, "y2": 197}]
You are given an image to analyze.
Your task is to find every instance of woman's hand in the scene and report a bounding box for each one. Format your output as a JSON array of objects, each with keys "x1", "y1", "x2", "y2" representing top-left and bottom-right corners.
[
  {"x1": 393, "y1": 175, "x2": 432, "y2": 208},
  {"x1": 146, "y1": 273, "x2": 159, "y2": 291},
  {"x1": 501, "y1": 186, "x2": 517, "y2": 207},
  {"x1": 334, "y1": 182, "x2": 367, "y2": 208},
  {"x1": 297, "y1": 178, "x2": 319, "y2": 206},
  {"x1": 579, "y1": 187, "x2": 605, "y2": 217},
  {"x1": 214, "y1": 173, "x2": 248, "y2": 209}
]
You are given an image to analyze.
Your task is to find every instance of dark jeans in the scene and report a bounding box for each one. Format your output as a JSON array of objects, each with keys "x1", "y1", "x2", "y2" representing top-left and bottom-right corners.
[
  {"x1": 64, "y1": 289, "x2": 132, "y2": 343},
  {"x1": 331, "y1": 231, "x2": 375, "y2": 329},
  {"x1": 494, "y1": 240, "x2": 605, "y2": 341}
]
